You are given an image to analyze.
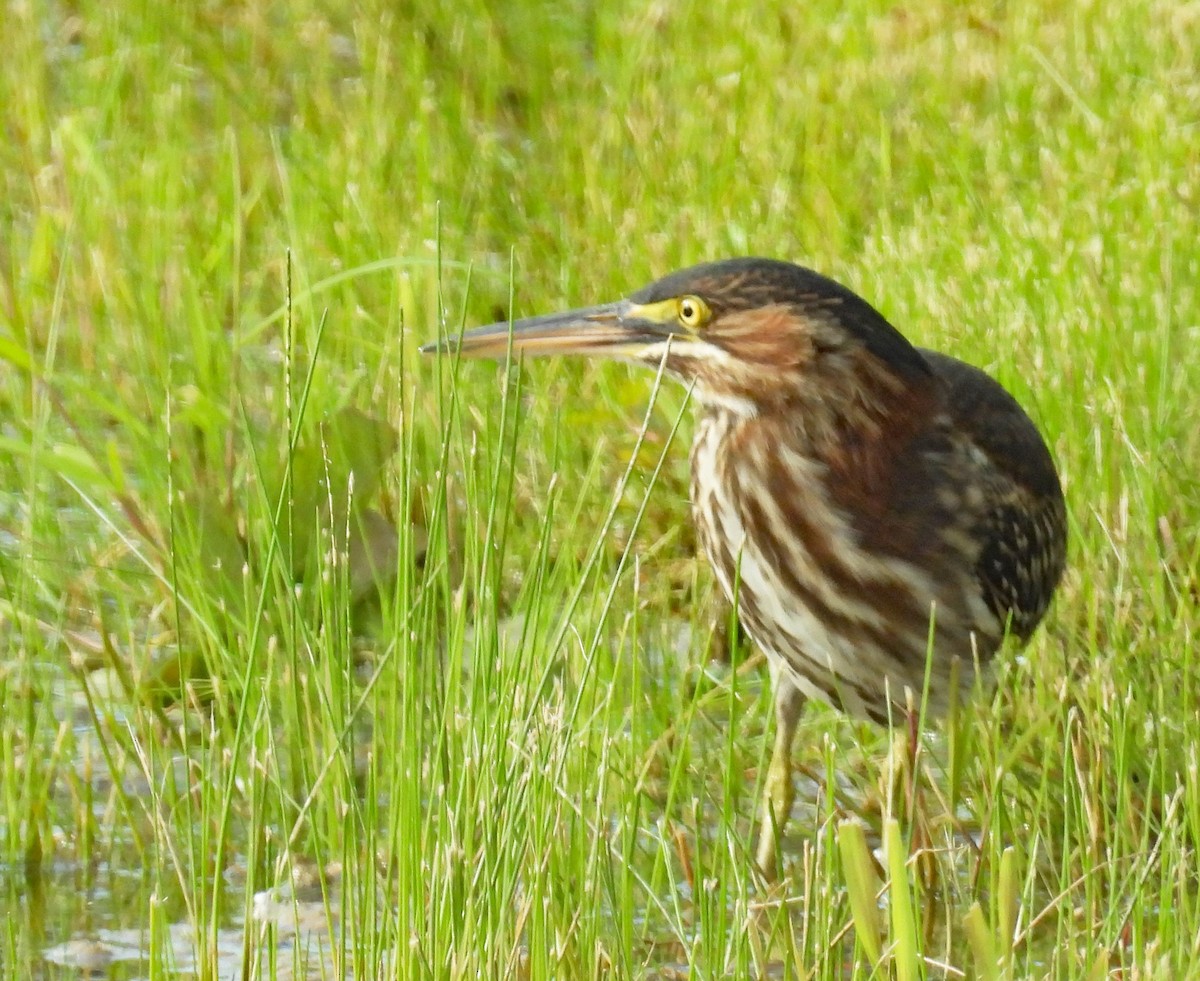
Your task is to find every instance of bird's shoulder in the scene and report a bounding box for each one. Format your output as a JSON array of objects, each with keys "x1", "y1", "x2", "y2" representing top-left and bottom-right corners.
[
  {"x1": 918, "y1": 349, "x2": 1061, "y2": 502},
  {"x1": 918, "y1": 349, "x2": 1067, "y2": 640}
]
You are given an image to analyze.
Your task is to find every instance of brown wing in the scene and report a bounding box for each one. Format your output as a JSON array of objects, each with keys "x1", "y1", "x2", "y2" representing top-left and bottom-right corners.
[{"x1": 920, "y1": 350, "x2": 1068, "y2": 642}]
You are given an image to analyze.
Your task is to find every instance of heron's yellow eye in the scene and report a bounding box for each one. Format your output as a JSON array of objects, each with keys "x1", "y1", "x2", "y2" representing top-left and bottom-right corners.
[{"x1": 677, "y1": 295, "x2": 710, "y2": 328}]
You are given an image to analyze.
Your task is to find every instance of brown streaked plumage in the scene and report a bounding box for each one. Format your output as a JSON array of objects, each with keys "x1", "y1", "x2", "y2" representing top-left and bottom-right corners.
[{"x1": 422, "y1": 257, "x2": 1067, "y2": 877}]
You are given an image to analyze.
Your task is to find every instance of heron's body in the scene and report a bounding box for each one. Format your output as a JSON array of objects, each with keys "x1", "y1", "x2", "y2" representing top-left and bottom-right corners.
[
  {"x1": 425, "y1": 256, "x2": 1067, "y2": 876},
  {"x1": 690, "y1": 348, "x2": 1065, "y2": 724}
]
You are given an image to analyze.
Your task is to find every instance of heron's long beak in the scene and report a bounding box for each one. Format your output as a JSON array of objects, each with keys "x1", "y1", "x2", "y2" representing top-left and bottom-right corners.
[{"x1": 420, "y1": 301, "x2": 690, "y2": 360}]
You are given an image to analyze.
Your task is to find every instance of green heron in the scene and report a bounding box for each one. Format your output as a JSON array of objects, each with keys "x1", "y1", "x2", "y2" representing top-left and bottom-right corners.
[{"x1": 423, "y1": 257, "x2": 1067, "y2": 876}]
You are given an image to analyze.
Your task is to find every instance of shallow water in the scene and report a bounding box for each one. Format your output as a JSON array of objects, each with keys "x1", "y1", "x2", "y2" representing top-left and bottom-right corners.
[{"x1": 15, "y1": 855, "x2": 356, "y2": 980}]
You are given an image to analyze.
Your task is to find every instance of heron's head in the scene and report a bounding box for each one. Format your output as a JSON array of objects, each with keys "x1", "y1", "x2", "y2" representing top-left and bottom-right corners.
[{"x1": 423, "y1": 257, "x2": 933, "y2": 418}]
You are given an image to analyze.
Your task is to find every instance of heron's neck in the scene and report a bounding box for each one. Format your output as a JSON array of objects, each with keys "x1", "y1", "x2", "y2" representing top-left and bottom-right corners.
[
  {"x1": 691, "y1": 387, "x2": 760, "y2": 419},
  {"x1": 694, "y1": 364, "x2": 937, "y2": 467}
]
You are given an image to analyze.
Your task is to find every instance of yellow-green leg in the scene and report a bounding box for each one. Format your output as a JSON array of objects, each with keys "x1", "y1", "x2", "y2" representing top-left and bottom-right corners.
[{"x1": 755, "y1": 676, "x2": 805, "y2": 879}]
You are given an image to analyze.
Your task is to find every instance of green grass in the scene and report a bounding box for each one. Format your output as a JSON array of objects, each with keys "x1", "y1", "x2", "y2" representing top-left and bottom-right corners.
[{"x1": 2, "y1": 0, "x2": 1198, "y2": 977}]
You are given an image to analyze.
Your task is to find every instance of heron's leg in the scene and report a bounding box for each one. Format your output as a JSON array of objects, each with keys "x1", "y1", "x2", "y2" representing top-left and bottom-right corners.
[{"x1": 755, "y1": 672, "x2": 806, "y2": 879}]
